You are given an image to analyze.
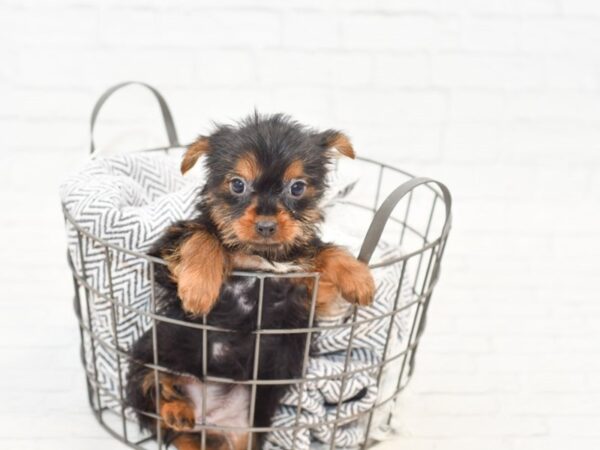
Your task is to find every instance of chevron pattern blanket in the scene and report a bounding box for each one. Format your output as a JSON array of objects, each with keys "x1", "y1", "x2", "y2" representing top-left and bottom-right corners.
[
  {"x1": 61, "y1": 152, "x2": 201, "y2": 409},
  {"x1": 264, "y1": 243, "x2": 412, "y2": 450},
  {"x1": 61, "y1": 153, "x2": 412, "y2": 448}
]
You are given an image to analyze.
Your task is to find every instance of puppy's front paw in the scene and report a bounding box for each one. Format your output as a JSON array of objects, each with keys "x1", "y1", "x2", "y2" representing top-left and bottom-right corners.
[
  {"x1": 339, "y1": 261, "x2": 375, "y2": 307},
  {"x1": 177, "y1": 275, "x2": 222, "y2": 316},
  {"x1": 161, "y1": 400, "x2": 196, "y2": 432},
  {"x1": 315, "y1": 246, "x2": 376, "y2": 311},
  {"x1": 168, "y1": 231, "x2": 227, "y2": 316}
]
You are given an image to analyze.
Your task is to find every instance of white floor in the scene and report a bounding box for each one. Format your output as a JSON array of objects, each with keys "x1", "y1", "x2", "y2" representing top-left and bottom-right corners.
[{"x1": 1, "y1": 149, "x2": 599, "y2": 450}]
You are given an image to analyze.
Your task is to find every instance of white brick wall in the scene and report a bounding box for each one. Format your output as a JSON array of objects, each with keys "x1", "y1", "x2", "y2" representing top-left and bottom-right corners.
[{"x1": 1, "y1": 1, "x2": 600, "y2": 449}]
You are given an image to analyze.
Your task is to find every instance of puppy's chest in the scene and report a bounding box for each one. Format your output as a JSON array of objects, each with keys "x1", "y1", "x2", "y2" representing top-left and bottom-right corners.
[
  {"x1": 220, "y1": 256, "x2": 306, "y2": 315},
  {"x1": 205, "y1": 257, "x2": 309, "y2": 371},
  {"x1": 219, "y1": 277, "x2": 260, "y2": 314}
]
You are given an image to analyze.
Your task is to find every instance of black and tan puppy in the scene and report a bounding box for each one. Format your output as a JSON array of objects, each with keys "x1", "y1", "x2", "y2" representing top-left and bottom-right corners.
[{"x1": 126, "y1": 114, "x2": 375, "y2": 450}]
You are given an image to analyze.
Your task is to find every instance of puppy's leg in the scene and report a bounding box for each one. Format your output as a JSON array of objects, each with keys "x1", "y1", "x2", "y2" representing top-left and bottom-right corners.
[
  {"x1": 141, "y1": 372, "x2": 196, "y2": 432},
  {"x1": 313, "y1": 245, "x2": 375, "y2": 315},
  {"x1": 158, "y1": 223, "x2": 229, "y2": 316},
  {"x1": 141, "y1": 372, "x2": 250, "y2": 450}
]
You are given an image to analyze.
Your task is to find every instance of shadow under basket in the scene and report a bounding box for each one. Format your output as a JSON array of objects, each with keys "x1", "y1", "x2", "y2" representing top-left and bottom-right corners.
[{"x1": 62, "y1": 82, "x2": 453, "y2": 450}]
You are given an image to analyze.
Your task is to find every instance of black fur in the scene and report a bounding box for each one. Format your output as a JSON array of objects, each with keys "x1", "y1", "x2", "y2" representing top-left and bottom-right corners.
[{"x1": 126, "y1": 274, "x2": 311, "y2": 443}]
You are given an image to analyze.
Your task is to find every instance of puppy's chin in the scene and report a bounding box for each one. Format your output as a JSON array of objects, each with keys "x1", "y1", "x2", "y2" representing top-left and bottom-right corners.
[
  {"x1": 233, "y1": 226, "x2": 302, "y2": 253},
  {"x1": 233, "y1": 235, "x2": 302, "y2": 259},
  {"x1": 244, "y1": 239, "x2": 290, "y2": 254}
]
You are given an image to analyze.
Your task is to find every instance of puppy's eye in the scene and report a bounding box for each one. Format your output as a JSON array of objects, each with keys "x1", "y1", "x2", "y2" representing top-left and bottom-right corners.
[
  {"x1": 289, "y1": 180, "x2": 306, "y2": 198},
  {"x1": 230, "y1": 177, "x2": 246, "y2": 195}
]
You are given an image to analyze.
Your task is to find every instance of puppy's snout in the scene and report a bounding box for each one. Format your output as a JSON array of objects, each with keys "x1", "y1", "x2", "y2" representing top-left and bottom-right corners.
[{"x1": 256, "y1": 220, "x2": 277, "y2": 238}]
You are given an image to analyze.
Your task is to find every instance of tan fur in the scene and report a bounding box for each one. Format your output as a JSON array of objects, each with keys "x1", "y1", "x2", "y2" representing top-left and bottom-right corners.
[
  {"x1": 273, "y1": 209, "x2": 300, "y2": 243},
  {"x1": 232, "y1": 210, "x2": 300, "y2": 246},
  {"x1": 283, "y1": 159, "x2": 305, "y2": 181},
  {"x1": 172, "y1": 435, "x2": 204, "y2": 450},
  {"x1": 141, "y1": 371, "x2": 187, "y2": 400},
  {"x1": 229, "y1": 199, "x2": 300, "y2": 246},
  {"x1": 326, "y1": 132, "x2": 355, "y2": 159},
  {"x1": 167, "y1": 231, "x2": 228, "y2": 316},
  {"x1": 301, "y1": 207, "x2": 322, "y2": 224},
  {"x1": 312, "y1": 246, "x2": 374, "y2": 315},
  {"x1": 141, "y1": 373, "x2": 195, "y2": 432},
  {"x1": 182, "y1": 137, "x2": 210, "y2": 174},
  {"x1": 234, "y1": 152, "x2": 260, "y2": 181},
  {"x1": 231, "y1": 201, "x2": 259, "y2": 242},
  {"x1": 161, "y1": 400, "x2": 196, "y2": 431},
  {"x1": 143, "y1": 372, "x2": 251, "y2": 450},
  {"x1": 230, "y1": 252, "x2": 268, "y2": 270}
]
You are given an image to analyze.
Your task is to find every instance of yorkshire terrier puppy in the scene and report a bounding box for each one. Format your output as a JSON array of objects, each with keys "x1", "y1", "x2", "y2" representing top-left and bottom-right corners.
[{"x1": 126, "y1": 114, "x2": 375, "y2": 450}]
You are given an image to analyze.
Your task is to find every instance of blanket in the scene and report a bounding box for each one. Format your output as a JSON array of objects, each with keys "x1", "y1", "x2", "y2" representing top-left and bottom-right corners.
[
  {"x1": 264, "y1": 245, "x2": 412, "y2": 450},
  {"x1": 60, "y1": 152, "x2": 412, "y2": 448}
]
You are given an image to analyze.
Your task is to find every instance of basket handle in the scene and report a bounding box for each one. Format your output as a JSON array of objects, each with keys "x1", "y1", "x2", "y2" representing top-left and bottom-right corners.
[
  {"x1": 89, "y1": 81, "x2": 180, "y2": 155},
  {"x1": 358, "y1": 177, "x2": 452, "y2": 264}
]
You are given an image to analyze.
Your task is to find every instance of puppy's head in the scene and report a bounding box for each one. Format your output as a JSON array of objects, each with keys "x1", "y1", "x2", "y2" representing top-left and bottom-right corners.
[{"x1": 182, "y1": 113, "x2": 355, "y2": 257}]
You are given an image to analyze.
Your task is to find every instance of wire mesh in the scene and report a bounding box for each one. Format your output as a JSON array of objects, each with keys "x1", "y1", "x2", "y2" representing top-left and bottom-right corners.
[{"x1": 64, "y1": 152, "x2": 451, "y2": 450}]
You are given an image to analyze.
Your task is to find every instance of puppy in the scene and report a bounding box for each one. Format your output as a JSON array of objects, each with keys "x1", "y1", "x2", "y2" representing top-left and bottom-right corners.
[{"x1": 126, "y1": 114, "x2": 375, "y2": 450}]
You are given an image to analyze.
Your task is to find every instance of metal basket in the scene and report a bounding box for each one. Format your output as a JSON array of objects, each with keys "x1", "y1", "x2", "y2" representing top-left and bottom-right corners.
[{"x1": 63, "y1": 82, "x2": 452, "y2": 450}]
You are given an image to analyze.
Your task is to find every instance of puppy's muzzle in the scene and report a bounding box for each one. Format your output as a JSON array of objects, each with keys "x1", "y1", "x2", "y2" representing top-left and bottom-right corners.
[{"x1": 256, "y1": 220, "x2": 277, "y2": 238}]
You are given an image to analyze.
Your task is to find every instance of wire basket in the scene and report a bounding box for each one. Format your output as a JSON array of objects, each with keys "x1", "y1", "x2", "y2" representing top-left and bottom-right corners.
[{"x1": 63, "y1": 82, "x2": 452, "y2": 450}]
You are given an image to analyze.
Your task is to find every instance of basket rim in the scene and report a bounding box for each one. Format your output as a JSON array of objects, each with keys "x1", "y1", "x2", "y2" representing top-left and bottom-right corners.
[{"x1": 62, "y1": 151, "x2": 451, "y2": 271}]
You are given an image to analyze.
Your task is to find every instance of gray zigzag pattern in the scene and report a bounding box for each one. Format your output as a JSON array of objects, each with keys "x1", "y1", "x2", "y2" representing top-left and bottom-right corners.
[
  {"x1": 264, "y1": 247, "x2": 412, "y2": 450},
  {"x1": 61, "y1": 153, "x2": 200, "y2": 410}
]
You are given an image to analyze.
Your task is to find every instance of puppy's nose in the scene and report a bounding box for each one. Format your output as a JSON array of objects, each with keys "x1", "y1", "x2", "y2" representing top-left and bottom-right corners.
[{"x1": 256, "y1": 220, "x2": 277, "y2": 238}]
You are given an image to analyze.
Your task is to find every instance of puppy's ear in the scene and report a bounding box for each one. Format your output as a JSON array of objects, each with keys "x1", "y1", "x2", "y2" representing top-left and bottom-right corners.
[
  {"x1": 314, "y1": 130, "x2": 355, "y2": 159},
  {"x1": 181, "y1": 137, "x2": 210, "y2": 174}
]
